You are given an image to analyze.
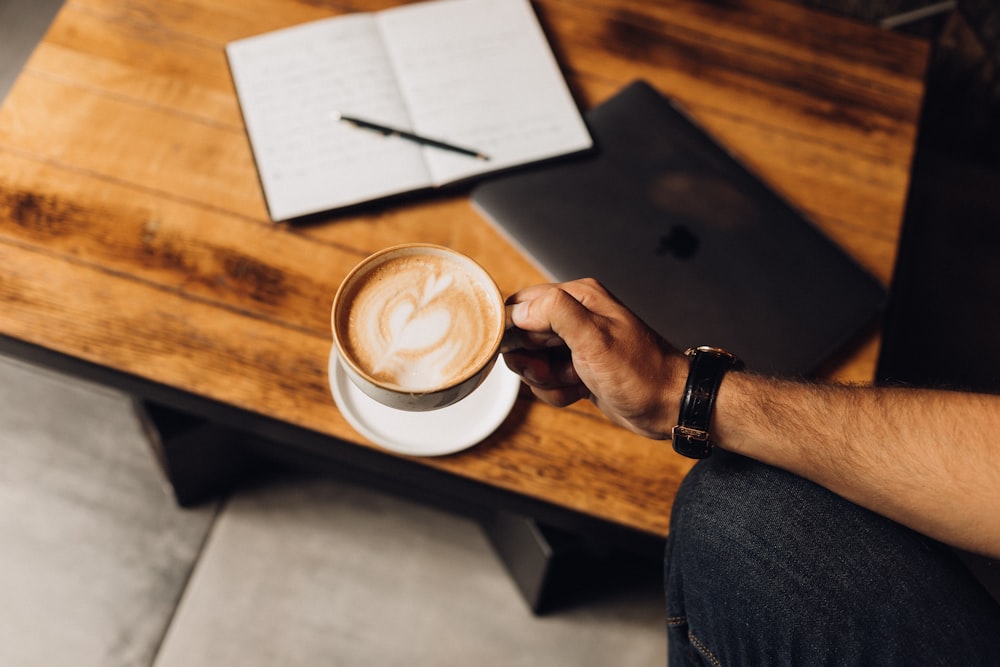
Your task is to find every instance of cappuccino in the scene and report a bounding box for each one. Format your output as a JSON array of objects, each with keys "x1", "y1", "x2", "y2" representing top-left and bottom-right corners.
[{"x1": 335, "y1": 246, "x2": 503, "y2": 393}]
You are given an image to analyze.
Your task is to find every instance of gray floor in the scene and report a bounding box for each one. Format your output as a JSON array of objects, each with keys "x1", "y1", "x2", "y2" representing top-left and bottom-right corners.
[{"x1": 0, "y1": 356, "x2": 667, "y2": 666}]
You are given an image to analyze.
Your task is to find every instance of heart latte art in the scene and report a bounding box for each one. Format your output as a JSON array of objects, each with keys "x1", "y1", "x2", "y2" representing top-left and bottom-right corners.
[{"x1": 339, "y1": 252, "x2": 502, "y2": 391}]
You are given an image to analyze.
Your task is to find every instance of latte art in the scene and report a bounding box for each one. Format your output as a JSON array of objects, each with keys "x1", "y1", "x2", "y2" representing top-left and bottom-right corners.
[{"x1": 341, "y1": 252, "x2": 501, "y2": 391}]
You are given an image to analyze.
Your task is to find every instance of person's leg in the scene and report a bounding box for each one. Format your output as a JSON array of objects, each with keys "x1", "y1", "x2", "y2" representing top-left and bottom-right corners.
[{"x1": 664, "y1": 450, "x2": 1000, "y2": 666}]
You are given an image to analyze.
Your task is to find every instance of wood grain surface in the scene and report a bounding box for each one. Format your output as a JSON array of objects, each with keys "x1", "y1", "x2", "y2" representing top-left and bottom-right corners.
[{"x1": 0, "y1": 0, "x2": 929, "y2": 538}]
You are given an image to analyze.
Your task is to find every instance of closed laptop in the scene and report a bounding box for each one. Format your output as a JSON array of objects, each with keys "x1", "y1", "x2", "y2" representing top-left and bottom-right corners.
[{"x1": 472, "y1": 81, "x2": 886, "y2": 376}]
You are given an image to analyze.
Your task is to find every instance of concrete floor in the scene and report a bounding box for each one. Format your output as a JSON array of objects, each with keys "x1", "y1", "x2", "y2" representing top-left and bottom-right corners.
[{"x1": 0, "y1": 356, "x2": 668, "y2": 667}]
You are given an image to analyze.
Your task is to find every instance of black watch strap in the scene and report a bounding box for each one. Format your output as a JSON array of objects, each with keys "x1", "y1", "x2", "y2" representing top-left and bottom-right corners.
[{"x1": 672, "y1": 346, "x2": 743, "y2": 459}]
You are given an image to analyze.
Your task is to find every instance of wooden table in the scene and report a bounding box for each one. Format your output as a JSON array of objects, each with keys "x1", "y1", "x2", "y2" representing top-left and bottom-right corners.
[{"x1": 0, "y1": 0, "x2": 928, "y2": 599}]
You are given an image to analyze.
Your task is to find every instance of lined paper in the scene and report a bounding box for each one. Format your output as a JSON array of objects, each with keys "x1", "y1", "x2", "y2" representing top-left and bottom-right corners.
[{"x1": 226, "y1": 0, "x2": 591, "y2": 220}]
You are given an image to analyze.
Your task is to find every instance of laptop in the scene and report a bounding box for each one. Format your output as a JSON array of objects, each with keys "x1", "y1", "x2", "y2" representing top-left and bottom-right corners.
[{"x1": 471, "y1": 81, "x2": 886, "y2": 376}]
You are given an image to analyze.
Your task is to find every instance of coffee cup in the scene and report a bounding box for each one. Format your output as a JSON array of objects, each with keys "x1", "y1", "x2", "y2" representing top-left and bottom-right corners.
[{"x1": 331, "y1": 244, "x2": 506, "y2": 412}]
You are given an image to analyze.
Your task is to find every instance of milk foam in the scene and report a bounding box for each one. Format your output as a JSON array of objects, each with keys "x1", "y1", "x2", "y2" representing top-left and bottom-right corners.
[{"x1": 341, "y1": 252, "x2": 500, "y2": 391}]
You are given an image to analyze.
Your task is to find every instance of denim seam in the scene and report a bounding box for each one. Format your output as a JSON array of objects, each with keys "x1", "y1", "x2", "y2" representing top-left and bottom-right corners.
[
  {"x1": 666, "y1": 615, "x2": 687, "y2": 626},
  {"x1": 689, "y1": 631, "x2": 723, "y2": 667}
]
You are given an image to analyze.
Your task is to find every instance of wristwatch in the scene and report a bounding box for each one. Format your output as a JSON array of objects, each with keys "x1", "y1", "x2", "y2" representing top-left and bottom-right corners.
[{"x1": 671, "y1": 346, "x2": 743, "y2": 459}]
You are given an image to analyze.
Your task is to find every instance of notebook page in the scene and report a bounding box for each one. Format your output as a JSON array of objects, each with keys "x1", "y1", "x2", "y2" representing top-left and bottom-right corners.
[
  {"x1": 377, "y1": 0, "x2": 592, "y2": 185},
  {"x1": 227, "y1": 14, "x2": 431, "y2": 220}
]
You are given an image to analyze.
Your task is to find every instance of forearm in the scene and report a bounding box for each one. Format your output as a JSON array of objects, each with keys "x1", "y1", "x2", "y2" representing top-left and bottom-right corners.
[
  {"x1": 503, "y1": 278, "x2": 1000, "y2": 555},
  {"x1": 711, "y1": 372, "x2": 1000, "y2": 557}
]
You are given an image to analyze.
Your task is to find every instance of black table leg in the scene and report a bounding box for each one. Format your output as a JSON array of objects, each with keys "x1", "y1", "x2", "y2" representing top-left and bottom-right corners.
[{"x1": 133, "y1": 399, "x2": 268, "y2": 507}]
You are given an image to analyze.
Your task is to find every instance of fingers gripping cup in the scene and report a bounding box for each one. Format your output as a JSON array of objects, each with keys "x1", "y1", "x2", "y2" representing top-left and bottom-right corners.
[{"x1": 332, "y1": 244, "x2": 506, "y2": 412}]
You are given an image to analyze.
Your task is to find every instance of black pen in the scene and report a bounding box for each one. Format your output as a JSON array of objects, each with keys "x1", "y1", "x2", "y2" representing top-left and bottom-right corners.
[{"x1": 333, "y1": 112, "x2": 490, "y2": 161}]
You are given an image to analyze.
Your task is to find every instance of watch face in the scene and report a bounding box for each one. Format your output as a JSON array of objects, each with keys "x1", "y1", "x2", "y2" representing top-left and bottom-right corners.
[{"x1": 690, "y1": 346, "x2": 742, "y2": 366}]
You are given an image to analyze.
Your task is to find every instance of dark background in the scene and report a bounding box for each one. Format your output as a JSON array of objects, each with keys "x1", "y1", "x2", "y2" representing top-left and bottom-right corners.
[{"x1": 799, "y1": 1, "x2": 1000, "y2": 391}]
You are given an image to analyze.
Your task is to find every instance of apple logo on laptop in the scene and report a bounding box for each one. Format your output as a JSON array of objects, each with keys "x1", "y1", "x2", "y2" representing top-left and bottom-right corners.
[{"x1": 656, "y1": 224, "x2": 700, "y2": 259}]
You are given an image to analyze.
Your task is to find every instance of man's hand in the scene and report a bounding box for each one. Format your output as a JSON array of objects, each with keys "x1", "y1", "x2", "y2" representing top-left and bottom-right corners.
[
  {"x1": 502, "y1": 278, "x2": 687, "y2": 439},
  {"x1": 501, "y1": 279, "x2": 1000, "y2": 557}
]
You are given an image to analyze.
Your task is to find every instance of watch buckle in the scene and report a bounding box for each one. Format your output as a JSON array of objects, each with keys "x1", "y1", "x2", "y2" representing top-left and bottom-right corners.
[{"x1": 671, "y1": 425, "x2": 712, "y2": 459}]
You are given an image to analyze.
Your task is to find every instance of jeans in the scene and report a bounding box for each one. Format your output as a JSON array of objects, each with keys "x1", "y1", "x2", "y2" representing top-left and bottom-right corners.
[{"x1": 664, "y1": 450, "x2": 1000, "y2": 665}]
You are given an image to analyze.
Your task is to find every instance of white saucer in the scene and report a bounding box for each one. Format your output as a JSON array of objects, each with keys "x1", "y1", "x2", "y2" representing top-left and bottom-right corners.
[{"x1": 328, "y1": 347, "x2": 522, "y2": 456}]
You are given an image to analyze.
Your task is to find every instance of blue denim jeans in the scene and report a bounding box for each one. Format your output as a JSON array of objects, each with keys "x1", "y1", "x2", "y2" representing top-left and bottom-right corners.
[{"x1": 664, "y1": 450, "x2": 1000, "y2": 665}]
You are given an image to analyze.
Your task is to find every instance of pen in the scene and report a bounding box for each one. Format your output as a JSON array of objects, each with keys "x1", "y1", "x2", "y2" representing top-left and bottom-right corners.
[{"x1": 333, "y1": 112, "x2": 490, "y2": 161}]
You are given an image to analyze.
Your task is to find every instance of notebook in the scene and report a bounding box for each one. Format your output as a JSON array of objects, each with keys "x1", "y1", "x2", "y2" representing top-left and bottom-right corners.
[
  {"x1": 472, "y1": 81, "x2": 886, "y2": 376},
  {"x1": 226, "y1": 0, "x2": 592, "y2": 221}
]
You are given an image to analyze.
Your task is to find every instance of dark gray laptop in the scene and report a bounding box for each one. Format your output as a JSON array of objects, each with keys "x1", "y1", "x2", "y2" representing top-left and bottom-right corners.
[{"x1": 471, "y1": 81, "x2": 886, "y2": 376}]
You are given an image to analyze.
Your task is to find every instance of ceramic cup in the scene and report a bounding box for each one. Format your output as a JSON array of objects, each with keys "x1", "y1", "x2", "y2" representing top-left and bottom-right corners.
[{"x1": 332, "y1": 244, "x2": 506, "y2": 412}]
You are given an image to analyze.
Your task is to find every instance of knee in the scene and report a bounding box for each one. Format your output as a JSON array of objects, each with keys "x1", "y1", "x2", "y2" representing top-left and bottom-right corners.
[
  {"x1": 668, "y1": 450, "x2": 802, "y2": 556},
  {"x1": 663, "y1": 449, "x2": 884, "y2": 633},
  {"x1": 663, "y1": 452, "x2": 820, "y2": 663},
  {"x1": 663, "y1": 455, "x2": 1000, "y2": 664}
]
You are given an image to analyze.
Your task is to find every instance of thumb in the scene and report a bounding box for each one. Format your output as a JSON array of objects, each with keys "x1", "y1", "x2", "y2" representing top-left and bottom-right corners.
[{"x1": 509, "y1": 286, "x2": 599, "y2": 350}]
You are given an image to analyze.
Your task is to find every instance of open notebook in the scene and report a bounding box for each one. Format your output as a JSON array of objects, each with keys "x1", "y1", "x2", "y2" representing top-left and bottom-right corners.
[
  {"x1": 226, "y1": 0, "x2": 591, "y2": 221},
  {"x1": 472, "y1": 81, "x2": 886, "y2": 376}
]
